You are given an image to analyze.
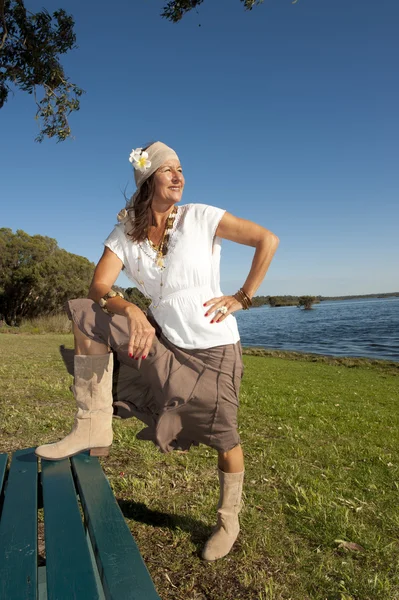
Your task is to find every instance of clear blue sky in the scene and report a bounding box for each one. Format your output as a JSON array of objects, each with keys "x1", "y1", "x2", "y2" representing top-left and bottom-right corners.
[{"x1": 1, "y1": 0, "x2": 398, "y2": 296}]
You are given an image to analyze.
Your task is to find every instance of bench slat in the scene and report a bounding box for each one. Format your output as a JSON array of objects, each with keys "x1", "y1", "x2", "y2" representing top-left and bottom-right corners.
[
  {"x1": 41, "y1": 458, "x2": 101, "y2": 600},
  {"x1": 0, "y1": 447, "x2": 38, "y2": 600},
  {"x1": 0, "y1": 453, "x2": 7, "y2": 497},
  {"x1": 72, "y1": 454, "x2": 161, "y2": 600}
]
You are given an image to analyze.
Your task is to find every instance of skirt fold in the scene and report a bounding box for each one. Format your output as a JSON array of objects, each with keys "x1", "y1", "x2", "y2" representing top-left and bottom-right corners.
[{"x1": 65, "y1": 298, "x2": 242, "y2": 453}]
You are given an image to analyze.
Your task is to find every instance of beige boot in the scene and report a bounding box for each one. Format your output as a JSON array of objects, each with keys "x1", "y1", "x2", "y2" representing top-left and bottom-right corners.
[
  {"x1": 35, "y1": 353, "x2": 114, "y2": 460},
  {"x1": 202, "y1": 469, "x2": 244, "y2": 561}
]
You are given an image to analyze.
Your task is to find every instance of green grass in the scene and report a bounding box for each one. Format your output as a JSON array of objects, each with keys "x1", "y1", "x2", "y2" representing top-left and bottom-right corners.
[
  {"x1": 0, "y1": 312, "x2": 72, "y2": 334},
  {"x1": 1, "y1": 334, "x2": 398, "y2": 600}
]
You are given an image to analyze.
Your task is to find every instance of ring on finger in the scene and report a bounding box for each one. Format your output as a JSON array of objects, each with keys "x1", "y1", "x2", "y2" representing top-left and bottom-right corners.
[{"x1": 217, "y1": 306, "x2": 228, "y2": 315}]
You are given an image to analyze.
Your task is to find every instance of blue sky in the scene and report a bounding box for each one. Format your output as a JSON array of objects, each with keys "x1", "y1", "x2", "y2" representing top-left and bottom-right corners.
[{"x1": 1, "y1": 0, "x2": 398, "y2": 296}]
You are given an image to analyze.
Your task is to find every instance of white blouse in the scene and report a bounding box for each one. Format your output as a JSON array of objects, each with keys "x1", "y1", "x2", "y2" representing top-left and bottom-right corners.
[{"x1": 104, "y1": 203, "x2": 240, "y2": 350}]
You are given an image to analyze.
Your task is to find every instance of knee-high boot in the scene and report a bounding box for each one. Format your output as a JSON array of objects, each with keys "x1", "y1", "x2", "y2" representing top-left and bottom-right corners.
[
  {"x1": 202, "y1": 469, "x2": 244, "y2": 561},
  {"x1": 35, "y1": 353, "x2": 114, "y2": 460}
]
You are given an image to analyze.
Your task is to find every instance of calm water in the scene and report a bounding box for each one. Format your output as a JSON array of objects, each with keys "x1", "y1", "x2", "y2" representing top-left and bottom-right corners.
[{"x1": 235, "y1": 297, "x2": 399, "y2": 362}]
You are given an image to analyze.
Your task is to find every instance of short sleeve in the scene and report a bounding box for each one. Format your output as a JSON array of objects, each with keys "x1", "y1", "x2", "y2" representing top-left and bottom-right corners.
[
  {"x1": 104, "y1": 224, "x2": 127, "y2": 264},
  {"x1": 190, "y1": 204, "x2": 226, "y2": 246}
]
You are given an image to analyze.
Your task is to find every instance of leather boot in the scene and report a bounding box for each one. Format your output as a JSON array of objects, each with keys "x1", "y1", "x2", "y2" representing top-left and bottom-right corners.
[
  {"x1": 202, "y1": 469, "x2": 244, "y2": 561},
  {"x1": 35, "y1": 353, "x2": 114, "y2": 460}
]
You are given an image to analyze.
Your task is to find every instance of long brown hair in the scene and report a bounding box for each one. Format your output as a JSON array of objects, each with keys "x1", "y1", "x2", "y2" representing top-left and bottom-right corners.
[
  {"x1": 125, "y1": 142, "x2": 159, "y2": 243},
  {"x1": 125, "y1": 174, "x2": 156, "y2": 243}
]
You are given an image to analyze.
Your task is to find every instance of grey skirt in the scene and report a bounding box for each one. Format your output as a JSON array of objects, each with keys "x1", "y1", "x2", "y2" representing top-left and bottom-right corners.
[{"x1": 65, "y1": 299, "x2": 243, "y2": 454}]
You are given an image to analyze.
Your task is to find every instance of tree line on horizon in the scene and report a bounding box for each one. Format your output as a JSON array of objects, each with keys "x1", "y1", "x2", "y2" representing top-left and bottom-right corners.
[{"x1": 252, "y1": 295, "x2": 320, "y2": 309}]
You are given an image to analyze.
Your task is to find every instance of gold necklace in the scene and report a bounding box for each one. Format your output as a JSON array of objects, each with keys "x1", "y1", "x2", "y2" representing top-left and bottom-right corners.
[
  {"x1": 136, "y1": 206, "x2": 178, "y2": 308},
  {"x1": 147, "y1": 206, "x2": 177, "y2": 268}
]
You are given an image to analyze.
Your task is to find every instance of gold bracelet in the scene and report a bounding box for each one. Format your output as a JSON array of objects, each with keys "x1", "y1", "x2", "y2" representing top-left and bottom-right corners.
[{"x1": 98, "y1": 290, "x2": 124, "y2": 315}]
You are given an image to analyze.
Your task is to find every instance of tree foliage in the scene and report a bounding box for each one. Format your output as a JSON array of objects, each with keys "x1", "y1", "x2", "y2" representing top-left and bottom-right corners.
[
  {"x1": 0, "y1": 228, "x2": 95, "y2": 325},
  {"x1": 297, "y1": 295, "x2": 316, "y2": 310},
  {"x1": 161, "y1": 0, "x2": 264, "y2": 23},
  {"x1": 251, "y1": 295, "x2": 320, "y2": 308},
  {"x1": 0, "y1": 0, "x2": 83, "y2": 142},
  {"x1": 268, "y1": 295, "x2": 298, "y2": 307},
  {"x1": 252, "y1": 295, "x2": 304, "y2": 307},
  {"x1": 124, "y1": 287, "x2": 151, "y2": 312}
]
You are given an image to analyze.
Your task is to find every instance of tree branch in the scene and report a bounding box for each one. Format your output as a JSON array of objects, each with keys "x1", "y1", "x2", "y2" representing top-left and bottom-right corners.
[{"x1": 0, "y1": 0, "x2": 7, "y2": 50}]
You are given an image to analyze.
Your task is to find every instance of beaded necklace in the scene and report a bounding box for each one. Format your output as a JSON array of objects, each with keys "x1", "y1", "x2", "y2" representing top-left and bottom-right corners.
[
  {"x1": 136, "y1": 206, "x2": 178, "y2": 308},
  {"x1": 147, "y1": 206, "x2": 177, "y2": 268}
]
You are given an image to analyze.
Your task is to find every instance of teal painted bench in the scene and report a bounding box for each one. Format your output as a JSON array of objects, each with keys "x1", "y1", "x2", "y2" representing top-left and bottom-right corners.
[{"x1": 0, "y1": 448, "x2": 161, "y2": 599}]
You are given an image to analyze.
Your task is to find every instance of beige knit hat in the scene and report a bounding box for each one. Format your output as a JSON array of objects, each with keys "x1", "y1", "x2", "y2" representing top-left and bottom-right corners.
[
  {"x1": 117, "y1": 142, "x2": 180, "y2": 221},
  {"x1": 130, "y1": 141, "x2": 180, "y2": 189}
]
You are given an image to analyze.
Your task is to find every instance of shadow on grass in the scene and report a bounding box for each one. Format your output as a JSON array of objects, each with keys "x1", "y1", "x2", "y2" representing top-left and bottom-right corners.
[
  {"x1": 60, "y1": 345, "x2": 74, "y2": 375},
  {"x1": 118, "y1": 498, "x2": 211, "y2": 552}
]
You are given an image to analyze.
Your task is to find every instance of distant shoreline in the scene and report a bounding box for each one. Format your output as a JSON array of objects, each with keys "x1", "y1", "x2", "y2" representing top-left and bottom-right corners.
[
  {"x1": 242, "y1": 346, "x2": 399, "y2": 370},
  {"x1": 251, "y1": 292, "x2": 399, "y2": 308},
  {"x1": 253, "y1": 292, "x2": 399, "y2": 302},
  {"x1": 318, "y1": 292, "x2": 399, "y2": 301}
]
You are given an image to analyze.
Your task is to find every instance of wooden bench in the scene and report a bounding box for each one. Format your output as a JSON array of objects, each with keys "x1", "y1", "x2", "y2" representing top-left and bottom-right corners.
[{"x1": 0, "y1": 448, "x2": 161, "y2": 599}]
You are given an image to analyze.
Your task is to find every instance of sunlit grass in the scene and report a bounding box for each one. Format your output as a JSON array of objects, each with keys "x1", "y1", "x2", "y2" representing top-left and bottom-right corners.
[
  {"x1": 1, "y1": 313, "x2": 72, "y2": 334},
  {"x1": 1, "y1": 334, "x2": 398, "y2": 599}
]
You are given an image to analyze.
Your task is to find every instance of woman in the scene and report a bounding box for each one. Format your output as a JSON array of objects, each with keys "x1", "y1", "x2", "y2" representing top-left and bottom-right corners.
[{"x1": 35, "y1": 141, "x2": 279, "y2": 561}]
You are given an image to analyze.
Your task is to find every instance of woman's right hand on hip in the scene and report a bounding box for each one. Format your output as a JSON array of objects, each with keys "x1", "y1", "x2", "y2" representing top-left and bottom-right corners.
[{"x1": 125, "y1": 304, "x2": 155, "y2": 360}]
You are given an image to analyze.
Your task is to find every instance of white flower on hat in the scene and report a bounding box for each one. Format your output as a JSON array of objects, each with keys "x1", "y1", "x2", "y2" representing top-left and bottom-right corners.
[{"x1": 129, "y1": 148, "x2": 152, "y2": 172}]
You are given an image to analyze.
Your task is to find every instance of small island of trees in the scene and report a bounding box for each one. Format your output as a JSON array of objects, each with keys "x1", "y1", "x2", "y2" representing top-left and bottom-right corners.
[
  {"x1": 297, "y1": 296, "x2": 317, "y2": 310},
  {"x1": 252, "y1": 295, "x2": 319, "y2": 309}
]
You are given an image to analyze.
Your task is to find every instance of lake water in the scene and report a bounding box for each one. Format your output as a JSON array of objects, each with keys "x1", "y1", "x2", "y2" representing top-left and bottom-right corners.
[{"x1": 235, "y1": 297, "x2": 399, "y2": 362}]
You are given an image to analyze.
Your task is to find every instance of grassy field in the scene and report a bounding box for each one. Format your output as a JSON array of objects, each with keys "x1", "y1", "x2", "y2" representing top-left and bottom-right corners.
[{"x1": 1, "y1": 333, "x2": 398, "y2": 600}]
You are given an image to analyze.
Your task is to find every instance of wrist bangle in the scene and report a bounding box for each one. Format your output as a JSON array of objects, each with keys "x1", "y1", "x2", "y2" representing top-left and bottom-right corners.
[
  {"x1": 233, "y1": 288, "x2": 252, "y2": 310},
  {"x1": 98, "y1": 290, "x2": 124, "y2": 315},
  {"x1": 240, "y1": 288, "x2": 252, "y2": 307},
  {"x1": 234, "y1": 292, "x2": 249, "y2": 309}
]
